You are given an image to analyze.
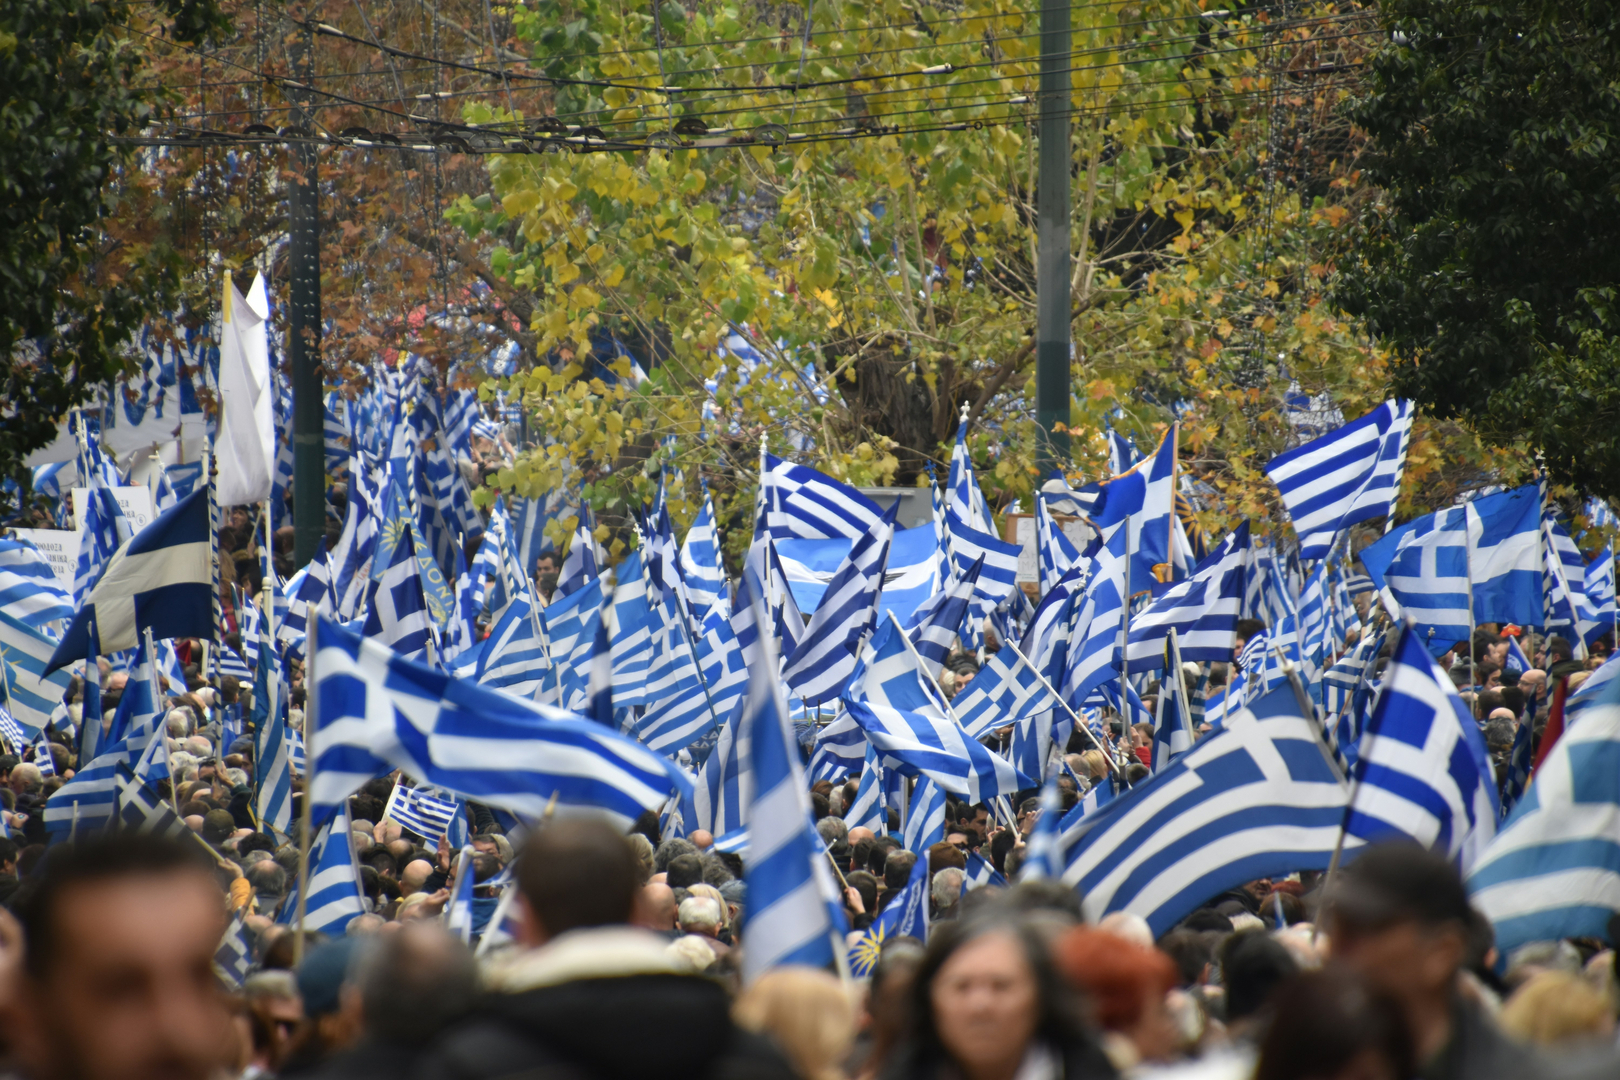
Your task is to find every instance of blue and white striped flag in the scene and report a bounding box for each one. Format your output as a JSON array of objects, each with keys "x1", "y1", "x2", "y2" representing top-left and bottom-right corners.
[
  {"x1": 783, "y1": 507, "x2": 896, "y2": 705},
  {"x1": 537, "y1": 577, "x2": 602, "y2": 712},
  {"x1": 1359, "y1": 506, "x2": 1470, "y2": 655},
  {"x1": 847, "y1": 851, "x2": 927, "y2": 978},
  {"x1": 1323, "y1": 631, "x2": 1383, "y2": 774},
  {"x1": 1264, "y1": 399, "x2": 1413, "y2": 560},
  {"x1": 946, "y1": 416, "x2": 996, "y2": 535},
  {"x1": 679, "y1": 489, "x2": 725, "y2": 622},
  {"x1": 762, "y1": 453, "x2": 887, "y2": 542},
  {"x1": 361, "y1": 523, "x2": 434, "y2": 664},
  {"x1": 1018, "y1": 774, "x2": 1066, "y2": 881},
  {"x1": 71, "y1": 472, "x2": 130, "y2": 608},
  {"x1": 1058, "y1": 517, "x2": 1130, "y2": 710},
  {"x1": 740, "y1": 603, "x2": 847, "y2": 981},
  {"x1": 1035, "y1": 493, "x2": 1081, "y2": 597},
  {"x1": 806, "y1": 708, "x2": 867, "y2": 783},
  {"x1": 1344, "y1": 622, "x2": 1499, "y2": 872},
  {"x1": 1566, "y1": 653, "x2": 1620, "y2": 727},
  {"x1": 0, "y1": 539, "x2": 72, "y2": 631},
  {"x1": 902, "y1": 777, "x2": 947, "y2": 854},
  {"x1": 445, "y1": 846, "x2": 478, "y2": 943},
  {"x1": 943, "y1": 518, "x2": 1021, "y2": 655},
  {"x1": 0, "y1": 609, "x2": 73, "y2": 736},
  {"x1": 556, "y1": 515, "x2": 599, "y2": 599},
  {"x1": 606, "y1": 553, "x2": 657, "y2": 707},
  {"x1": 1123, "y1": 523, "x2": 1248, "y2": 673},
  {"x1": 308, "y1": 613, "x2": 693, "y2": 834},
  {"x1": 214, "y1": 912, "x2": 255, "y2": 989},
  {"x1": 953, "y1": 641, "x2": 1064, "y2": 741},
  {"x1": 963, "y1": 850, "x2": 1008, "y2": 891},
  {"x1": 1064, "y1": 685, "x2": 1353, "y2": 936},
  {"x1": 1466, "y1": 486, "x2": 1543, "y2": 629},
  {"x1": 1497, "y1": 720, "x2": 1533, "y2": 820},
  {"x1": 1578, "y1": 547, "x2": 1615, "y2": 651},
  {"x1": 1150, "y1": 632, "x2": 1195, "y2": 773},
  {"x1": 638, "y1": 600, "x2": 743, "y2": 756},
  {"x1": 1541, "y1": 501, "x2": 1587, "y2": 642},
  {"x1": 476, "y1": 595, "x2": 548, "y2": 700},
  {"x1": 253, "y1": 634, "x2": 293, "y2": 837},
  {"x1": 906, "y1": 555, "x2": 983, "y2": 675},
  {"x1": 279, "y1": 804, "x2": 366, "y2": 935},
  {"x1": 0, "y1": 706, "x2": 26, "y2": 753},
  {"x1": 843, "y1": 617, "x2": 1032, "y2": 803},
  {"x1": 382, "y1": 783, "x2": 462, "y2": 842},
  {"x1": 1503, "y1": 636, "x2": 1532, "y2": 676},
  {"x1": 843, "y1": 746, "x2": 887, "y2": 833},
  {"x1": 1468, "y1": 667, "x2": 1620, "y2": 956}
]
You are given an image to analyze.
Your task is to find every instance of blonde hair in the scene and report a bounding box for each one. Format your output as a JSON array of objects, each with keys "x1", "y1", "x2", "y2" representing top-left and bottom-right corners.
[
  {"x1": 733, "y1": 967, "x2": 856, "y2": 1080},
  {"x1": 1500, "y1": 971, "x2": 1615, "y2": 1047},
  {"x1": 687, "y1": 883, "x2": 729, "y2": 930}
]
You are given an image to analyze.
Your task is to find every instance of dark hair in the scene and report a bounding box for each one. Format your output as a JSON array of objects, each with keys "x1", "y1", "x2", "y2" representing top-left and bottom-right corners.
[
  {"x1": 1220, "y1": 930, "x2": 1298, "y2": 1022},
  {"x1": 897, "y1": 916, "x2": 1100, "y2": 1073},
  {"x1": 989, "y1": 829, "x2": 1017, "y2": 875},
  {"x1": 0, "y1": 837, "x2": 19, "y2": 866},
  {"x1": 847, "y1": 870, "x2": 879, "y2": 915},
  {"x1": 1178, "y1": 908, "x2": 1234, "y2": 934},
  {"x1": 666, "y1": 852, "x2": 705, "y2": 890},
  {"x1": 516, "y1": 818, "x2": 640, "y2": 937},
  {"x1": 17, "y1": 833, "x2": 215, "y2": 979},
  {"x1": 1255, "y1": 970, "x2": 1413, "y2": 1080},
  {"x1": 884, "y1": 850, "x2": 917, "y2": 891},
  {"x1": 1001, "y1": 878, "x2": 1084, "y2": 921},
  {"x1": 1157, "y1": 929, "x2": 1216, "y2": 987},
  {"x1": 356, "y1": 925, "x2": 480, "y2": 1043}
]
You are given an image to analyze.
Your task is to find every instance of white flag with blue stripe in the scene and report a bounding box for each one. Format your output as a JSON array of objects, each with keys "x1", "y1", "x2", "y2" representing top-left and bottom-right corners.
[
  {"x1": 1123, "y1": 522, "x2": 1248, "y2": 673},
  {"x1": 0, "y1": 539, "x2": 72, "y2": 631},
  {"x1": 537, "y1": 577, "x2": 603, "y2": 711},
  {"x1": 907, "y1": 555, "x2": 983, "y2": 678},
  {"x1": 1359, "y1": 505, "x2": 1470, "y2": 655},
  {"x1": 361, "y1": 522, "x2": 434, "y2": 664},
  {"x1": 1466, "y1": 485, "x2": 1543, "y2": 628},
  {"x1": 1468, "y1": 666, "x2": 1620, "y2": 957},
  {"x1": 783, "y1": 506, "x2": 896, "y2": 706},
  {"x1": 1344, "y1": 622, "x2": 1499, "y2": 872},
  {"x1": 761, "y1": 453, "x2": 887, "y2": 542},
  {"x1": 280, "y1": 804, "x2": 366, "y2": 935},
  {"x1": 1264, "y1": 399, "x2": 1413, "y2": 560},
  {"x1": 902, "y1": 777, "x2": 947, "y2": 854},
  {"x1": 476, "y1": 594, "x2": 548, "y2": 700},
  {"x1": 0, "y1": 609, "x2": 73, "y2": 736},
  {"x1": 679, "y1": 489, "x2": 725, "y2": 622},
  {"x1": 740, "y1": 603, "x2": 847, "y2": 981},
  {"x1": 1577, "y1": 546, "x2": 1615, "y2": 651}
]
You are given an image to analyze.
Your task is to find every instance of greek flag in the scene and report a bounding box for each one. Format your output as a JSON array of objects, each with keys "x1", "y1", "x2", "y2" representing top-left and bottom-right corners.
[
  {"x1": 943, "y1": 518, "x2": 1022, "y2": 653},
  {"x1": 1323, "y1": 632, "x2": 1382, "y2": 773},
  {"x1": 278, "y1": 540, "x2": 333, "y2": 659},
  {"x1": 953, "y1": 641, "x2": 1064, "y2": 741},
  {"x1": 902, "y1": 777, "x2": 947, "y2": 854},
  {"x1": 1035, "y1": 496, "x2": 1081, "y2": 596},
  {"x1": 1344, "y1": 623, "x2": 1499, "y2": 872},
  {"x1": 443, "y1": 540, "x2": 498, "y2": 666},
  {"x1": 556, "y1": 516, "x2": 599, "y2": 599},
  {"x1": 309, "y1": 613, "x2": 691, "y2": 833},
  {"x1": 382, "y1": 783, "x2": 462, "y2": 842},
  {"x1": 445, "y1": 846, "x2": 478, "y2": 943},
  {"x1": 844, "y1": 618, "x2": 1032, "y2": 802},
  {"x1": 1498, "y1": 720, "x2": 1533, "y2": 819},
  {"x1": 607, "y1": 553, "x2": 657, "y2": 706},
  {"x1": 253, "y1": 640, "x2": 293, "y2": 837},
  {"x1": 1064, "y1": 685, "x2": 1353, "y2": 935},
  {"x1": 761, "y1": 453, "x2": 887, "y2": 542},
  {"x1": 1467, "y1": 486, "x2": 1543, "y2": 628},
  {"x1": 0, "y1": 707, "x2": 25, "y2": 753},
  {"x1": 843, "y1": 746, "x2": 887, "y2": 833},
  {"x1": 44, "y1": 733, "x2": 145, "y2": 839},
  {"x1": 1566, "y1": 653, "x2": 1620, "y2": 726},
  {"x1": 72, "y1": 472, "x2": 129, "y2": 608},
  {"x1": 214, "y1": 913, "x2": 255, "y2": 989},
  {"x1": 732, "y1": 535, "x2": 804, "y2": 668},
  {"x1": 689, "y1": 692, "x2": 751, "y2": 837},
  {"x1": 476, "y1": 595, "x2": 547, "y2": 700},
  {"x1": 1018, "y1": 775, "x2": 1066, "y2": 880},
  {"x1": 1124, "y1": 523, "x2": 1248, "y2": 672},
  {"x1": 1150, "y1": 632, "x2": 1195, "y2": 773},
  {"x1": 1112, "y1": 426, "x2": 1177, "y2": 589},
  {"x1": 638, "y1": 601, "x2": 744, "y2": 755},
  {"x1": 963, "y1": 850, "x2": 1008, "y2": 891},
  {"x1": 1504, "y1": 636, "x2": 1532, "y2": 676},
  {"x1": 1467, "y1": 669, "x2": 1620, "y2": 956},
  {"x1": 1577, "y1": 547, "x2": 1615, "y2": 651},
  {"x1": 740, "y1": 608, "x2": 846, "y2": 981},
  {"x1": 783, "y1": 507, "x2": 896, "y2": 706},
  {"x1": 806, "y1": 708, "x2": 866, "y2": 782},
  {"x1": 106, "y1": 636, "x2": 161, "y2": 748},
  {"x1": 360, "y1": 522, "x2": 434, "y2": 664},
  {"x1": 1359, "y1": 506, "x2": 1470, "y2": 655},
  {"x1": 113, "y1": 764, "x2": 189, "y2": 840},
  {"x1": 946, "y1": 416, "x2": 996, "y2": 534},
  {"x1": 907, "y1": 556, "x2": 983, "y2": 678},
  {"x1": 847, "y1": 852, "x2": 928, "y2": 977},
  {"x1": 1263, "y1": 399, "x2": 1413, "y2": 561},
  {"x1": 50, "y1": 489, "x2": 213, "y2": 671},
  {"x1": 1106, "y1": 429, "x2": 1140, "y2": 475},
  {"x1": 279, "y1": 804, "x2": 366, "y2": 935},
  {"x1": 0, "y1": 609, "x2": 73, "y2": 735},
  {"x1": 1542, "y1": 506, "x2": 1586, "y2": 640},
  {"x1": 1054, "y1": 774, "x2": 1119, "y2": 862},
  {"x1": 0, "y1": 539, "x2": 72, "y2": 630},
  {"x1": 1058, "y1": 518, "x2": 1130, "y2": 711},
  {"x1": 680, "y1": 489, "x2": 725, "y2": 622},
  {"x1": 331, "y1": 453, "x2": 379, "y2": 619},
  {"x1": 537, "y1": 578, "x2": 602, "y2": 712}
]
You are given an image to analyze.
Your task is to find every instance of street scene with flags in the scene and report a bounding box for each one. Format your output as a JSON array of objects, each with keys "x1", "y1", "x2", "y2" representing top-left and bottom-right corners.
[{"x1": 7, "y1": 1, "x2": 1620, "y2": 1079}]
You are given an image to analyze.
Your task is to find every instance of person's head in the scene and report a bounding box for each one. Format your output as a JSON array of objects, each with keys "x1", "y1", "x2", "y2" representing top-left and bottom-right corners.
[
  {"x1": 666, "y1": 852, "x2": 705, "y2": 890},
  {"x1": 0, "y1": 836, "x2": 20, "y2": 874},
  {"x1": 535, "y1": 552, "x2": 558, "y2": 577},
  {"x1": 905, "y1": 915, "x2": 1092, "y2": 1078},
  {"x1": 470, "y1": 831, "x2": 512, "y2": 864},
  {"x1": 1545, "y1": 636, "x2": 1574, "y2": 666},
  {"x1": 355, "y1": 921, "x2": 478, "y2": 1046},
  {"x1": 688, "y1": 829, "x2": 714, "y2": 851},
  {"x1": 399, "y1": 858, "x2": 434, "y2": 895},
  {"x1": 884, "y1": 850, "x2": 917, "y2": 892},
  {"x1": 677, "y1": 894, "x2": 724, "y2": 938},
  {"x1": 635, "y1": 882, "x2": 678, "y2": 932},
  {"x1": 1499, "y1": 970, "x2": 1616, "y2": 1048},
  {"x1": 930, "y1": 868, "x2": 965, "y2": 917},
  {"x1": 1254, "y1": 969, "x2": 1414, "y2": 1080},
  {"x1": 1054, "y1": 926, "x2": 1181, "y2": 1062},
  {"x1": 863, "y1": 941, "x2": 927, "y2": 1075},
  {"x1": 815, "y1": 816, "x2": 848, "y2": 849},
  {"x1": 1220, "y1": 930, "x2": 1299, "y2": 1026},
  {"x1": 733, "y1": 966, "x2": 856, "y2": 1080},
  {"x1": 1328, "y1": 843, "x2": 1472, "y2": 1016},
  {"x1": 12, "y1": 834, "x2": 233, "y2": 1080},
  {"x1": 10, "y1": 761, "x2": 42, "y2": 795},
  {"x1": 515, "y1": 817, "x2": 640, "y2": 945}
]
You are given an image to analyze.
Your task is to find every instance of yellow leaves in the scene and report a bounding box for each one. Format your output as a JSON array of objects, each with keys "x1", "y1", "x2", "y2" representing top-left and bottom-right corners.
[
  {"x1": 502, "y1": 187, "x2": 540, "y2": 217},
  {"x1": 1261, "y1": 280, "x2": 1281, "y2": 298},
  {"x1": 1174, "y1": 207, "x2": 1195, "y2": 233},
  {"x1": 584, "y1": 242, "x2": 607, "y2": 265},
  {"x1": 602, "y1": 263, "x2": 626, "y2": 288},
  {"x1": 543, "y1": 176, "x2": 579, "y2": 203},
  {"x1": 1087, "y1": 378, "x2": 1116, "y2": 400},
  {"x1": 571, "y1": 285, "x2": 602, "y2": 311},
  {"x1": 554, "y1": 261, "x2": 582, "y2": 287}
]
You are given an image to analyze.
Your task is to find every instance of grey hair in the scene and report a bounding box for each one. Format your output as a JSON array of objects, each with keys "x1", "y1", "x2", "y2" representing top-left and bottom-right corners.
[
  {"x1": 931, "y1": 868, "x2": 965, "y2": 911},
  {"x1": 655, "y1": 837, "x2": 698, "y2": 873},
  {"x1": 678, "y1": 895, "x2": 723, "y2": 932},
  {"x1": 9, "y1": 763, "x2": 42, "y2": 794},
  {"x1": 165, "y1": 708, "x2": 193, "y2": 738},
  {"x1": 815, "y1": 816, "x2": 849, "y2": 847},
  {"x1": 700, "y1": 852, "x2": 735, "y2": 887},
  {"x1": 242, "y1": 969, "x2": 300, "y2": 1001},
  {"x1": 223, "y1": 767, "x2": 249, "y2": 787}
]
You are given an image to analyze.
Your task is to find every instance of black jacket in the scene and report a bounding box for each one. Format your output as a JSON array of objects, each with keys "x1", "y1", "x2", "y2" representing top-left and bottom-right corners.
[{"x1": 419, "y1": 928, "x2": 795, "y2": 1080}]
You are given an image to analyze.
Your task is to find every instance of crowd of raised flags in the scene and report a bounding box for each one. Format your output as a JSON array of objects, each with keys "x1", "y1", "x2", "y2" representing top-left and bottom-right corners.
[{"x1": 4, "y1": 278, "x2": 1620, "y2": 1013}]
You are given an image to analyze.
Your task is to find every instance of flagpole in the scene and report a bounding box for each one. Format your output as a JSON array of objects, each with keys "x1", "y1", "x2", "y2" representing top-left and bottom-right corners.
[
  {"x1": 142, "y1": 626, "x2": 179, "y2": 816},
  {"x1": 1167, "y1": 628, "x2": 1194, "y2": 744},
  {"x1": 1000, "y1": 639, "x2": 1124, "y2": 778},
  {"x1": 292, "y1": 614, "x2": 317, "y2": 966},
  {"x1": 1464, "y1": 515, "x2": 1476, "y2": 686}
]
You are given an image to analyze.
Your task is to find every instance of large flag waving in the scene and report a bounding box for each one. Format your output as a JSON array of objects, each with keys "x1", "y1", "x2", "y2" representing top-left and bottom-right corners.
[{"x1": 1264, "y1": 399, "x2": 1412, "y2": 561}]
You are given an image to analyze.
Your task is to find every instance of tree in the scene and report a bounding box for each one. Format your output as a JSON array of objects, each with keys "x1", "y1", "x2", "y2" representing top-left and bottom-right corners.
[
  {"x1": 1335, "y1": 0, "x2": 1620, "y2": 501},
  {"x1": 0, "y1": 0, "x2": 225, "y2": 493}
]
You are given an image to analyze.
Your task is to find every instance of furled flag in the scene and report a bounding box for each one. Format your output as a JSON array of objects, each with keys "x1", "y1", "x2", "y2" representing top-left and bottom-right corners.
[
  {"x1": 1343, "y1": 622, "x2": 1499, "y2": 872},
  {"x1": 847, "y1": 850, "x2": 928, "y2": 978},
  {"x1": 215, "y1": 272, "x2": 275, "y2": 506},
  {"x1": 1263, "y1": 399, "x2": 1413, "y2": 561},
  {"x1": 740, "y1": 600, "x2": 847, "y2": 982},
  {"x1": 1018, "y1": 773, "x2": 1066, "y2": 881},
  {"x1": 48, "y1": 490, "x2": 214, "y2": 672},
  {"x1": 1468, "y1": 667, "x2": 1620, "y2": 956},
  {"x1": 902, "y1": 778, "x2": 947, "y2": 854}
]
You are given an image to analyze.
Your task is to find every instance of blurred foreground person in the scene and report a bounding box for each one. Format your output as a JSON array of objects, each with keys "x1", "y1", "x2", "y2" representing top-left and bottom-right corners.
[
  {"x1": 734, "y1": 966, "x2": 856, "y2": 1080},
  {"x1": 1054, "y1": 926, "x2": 1182, "y2": 1069},
  {"x1": 1254, "y1": 969, "x2": 1413, "y2": 1080},
  {"x1": 7, "y1": 834, "x2": 234, "y2": 1080},
  {"x1": 423, "y1": 818, "x2": 794, "y2": 1080},
  {"x1": 881, "y1": 915, "x2": 1115, "y2": 1080}
]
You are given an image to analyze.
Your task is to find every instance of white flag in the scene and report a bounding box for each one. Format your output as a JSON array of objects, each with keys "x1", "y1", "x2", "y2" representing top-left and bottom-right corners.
[{"x1": 214, "y1": 271, "x2": 274, "y2": 506}]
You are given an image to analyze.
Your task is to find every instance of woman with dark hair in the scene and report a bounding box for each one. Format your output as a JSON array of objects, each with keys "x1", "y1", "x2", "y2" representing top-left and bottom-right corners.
[
  {"x1": 881, "y1": 915, "x2": 1116, "y2": 1080},
  {"x1": 1254, "y1": 969, "x2": 1413, "y2": 1080}
]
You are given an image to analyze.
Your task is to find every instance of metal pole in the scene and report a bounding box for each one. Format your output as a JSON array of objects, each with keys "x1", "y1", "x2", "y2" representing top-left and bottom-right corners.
[
  {"x1": 288, "y1": 20, "x2": 325, "y2": 569},
  {"x1": 1034, "y1": 0, "x2": 1072, "y2": 473}
]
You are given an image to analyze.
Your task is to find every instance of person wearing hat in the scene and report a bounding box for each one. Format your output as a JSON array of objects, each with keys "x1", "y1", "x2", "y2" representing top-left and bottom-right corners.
[{"x1": 1328, "y1": 843, "x2": 1540, "y2": 1080}]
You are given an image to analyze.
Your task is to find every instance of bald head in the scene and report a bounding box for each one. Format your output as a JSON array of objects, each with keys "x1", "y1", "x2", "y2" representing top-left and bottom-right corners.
[
  {"x1": 689, "y1": 830, "x2": 713, "y2": 851},
  {"x1": 400, "y1": 859, "x2": 434, "y2": 894},
  {"x1": 636, "y1": 882, "x2": 677, "y2": 932},
  {"x1": 848, "y1": 826, "x2": 876, "y2": 846}
]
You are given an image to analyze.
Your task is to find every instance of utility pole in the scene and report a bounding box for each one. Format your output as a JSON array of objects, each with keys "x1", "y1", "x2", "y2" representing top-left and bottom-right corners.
[
  {"x1": 1035, "y1": 0, "x2": 1072, "y2": 475},
  {"x1": 288, "y1": 18, "x2": 325, "y2": 567}
]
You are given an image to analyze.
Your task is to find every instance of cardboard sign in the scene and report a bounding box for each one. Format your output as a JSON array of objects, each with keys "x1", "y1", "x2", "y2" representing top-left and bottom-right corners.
[
  {"x1": 8, "y1": 528, "x2": 82, "y2": 589},
  {"x1": 70, "y1": 485, "x2": 156, "y2": 533},
  {"x1": 1003, "y1": 512, "x2": 1092, "y2": 584}
]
